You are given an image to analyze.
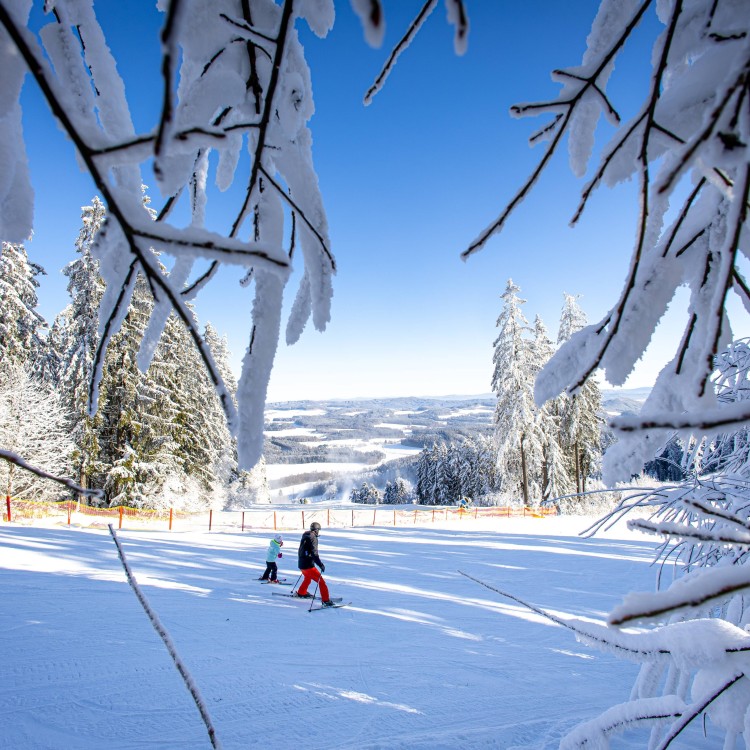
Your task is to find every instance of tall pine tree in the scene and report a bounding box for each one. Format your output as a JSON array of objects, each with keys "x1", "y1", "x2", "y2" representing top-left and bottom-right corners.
[
  {"x1": 532, "y1": 315, "x2": 572, "y2": 500},
  {"x1": 48, "y1": 198, "x2": 107, "y2": 500},
  {"x1": 556, "y1": 294, "x2": 602, "y2": 494},
  {"x1": 491, "y1": 279, "x2": 541, "y2": 505},
  {"x1": 0, "y1": 242, "x2": 45, "y2": 373}
]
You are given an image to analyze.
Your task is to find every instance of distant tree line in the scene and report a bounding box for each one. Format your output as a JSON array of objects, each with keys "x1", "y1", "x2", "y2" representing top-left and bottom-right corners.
[
  {"x1": 414, "y1": 437, "x2": 498, "y2": 505},
  {"x1": 264, "y1": 437, "x2": 385, "y2": 465},
  {"x1": 350, "y1": 478, "x2": 413, "y2": 505}
]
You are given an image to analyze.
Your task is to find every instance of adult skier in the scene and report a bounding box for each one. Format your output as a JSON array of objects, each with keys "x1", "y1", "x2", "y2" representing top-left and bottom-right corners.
[{"x1": 295, "y1": 522, "x2": 334, "y2": 607}]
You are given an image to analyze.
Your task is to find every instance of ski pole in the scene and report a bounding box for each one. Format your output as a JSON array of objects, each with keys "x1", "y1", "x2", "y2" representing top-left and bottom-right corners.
[
  {"x1": 291, "y1": 573, "x2": 302, "y2": 594},
  {"x1": 308, "y1": 578, "x2": 320, "y2": 612}
]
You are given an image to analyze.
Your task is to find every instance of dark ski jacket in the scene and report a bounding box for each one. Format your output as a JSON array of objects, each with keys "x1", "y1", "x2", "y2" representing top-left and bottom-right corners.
[{"x1": 298, "y1": 530, "x2": 323, "y2": 571}]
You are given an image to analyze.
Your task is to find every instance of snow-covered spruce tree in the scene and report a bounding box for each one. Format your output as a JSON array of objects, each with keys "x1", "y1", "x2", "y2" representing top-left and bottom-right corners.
[
  {"x1": 555, "y1": 294, "x2": 602, "y2": 495},
  {"x1": 455, "y1": 0, "x2": 750, "y2": 746},
  {"x1": 415, "y1": 444, "x2": 436, "y2": 505},
  {"x1": 474, "y1": 435, "x2": 499, "y2": 500},
  {"x1": 350, "y1": 481, "x2": 381, "y2": 505},
  {"x1": 47, "y1": 198, "x2": 107, "y2": 500},
  {"x1": 151, "y1": 312, "x2": 235, "y2": 498},
  {"x1": 491, "y1": 279, "x2": 542, "y2": 506},
  {"x1": 456, "y1": 436, "x2": 479, "y2": 500},
  {"x1": 414, "y1": 439, "x2": 500, "y2": 506},
  {"x1": 0, "y1": 242, "x2": 46, "y2": 372},
  {"x1": 383, "y1": 477, "x2": 410, "y2": 505},
  {"x1": 97, "y1": 273, "x2": 173, "y2": 507},
  {"x1": 202, "y1": 323, "x2": 241, "y2": 494},
  {"x1": 0, "y1": 363, "x2": 73, "y2": 502},
  {"x1": 532, "y1": 314, "x2": 573, "y2": 502}
]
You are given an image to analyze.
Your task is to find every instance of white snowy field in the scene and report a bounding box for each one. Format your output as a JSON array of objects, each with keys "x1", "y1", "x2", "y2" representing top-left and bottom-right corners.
[{"x1": 0, "y1": 516, "x2": 726, "y2": 749}]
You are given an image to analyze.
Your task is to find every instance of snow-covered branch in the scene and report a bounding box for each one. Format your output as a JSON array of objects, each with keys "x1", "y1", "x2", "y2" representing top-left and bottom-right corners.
[
  {"x1": 0, "y1": 0, "x2": 337, "y2": 470},
  {"x1": 108, "y1": 525, "x2": 222, "y2": 749},
  {"x1": 610, "y1": 563, "x2": 750, "y2": 625},
  {"x1": 364, "y1": 0, "x2": 437, "y2": 105},
  {"x1": 461, "y1": 0, "x2": 653, "y2": 260},
  {"x1": 627, "y1": 517, "x2": 750, "y2": 545},
  {"x1": 363, "y1": 0, "x2": 469, "y2": 105},
  {"x1": 0, "y1": 449, "x2": 103, "y2": 500}
]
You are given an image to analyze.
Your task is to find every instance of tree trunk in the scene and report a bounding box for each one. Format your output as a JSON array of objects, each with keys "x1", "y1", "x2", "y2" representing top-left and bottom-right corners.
[
  {"x1": 541, "y1": 444, "x2": 550, "y2": 501},
  {"x1": 79, "y1": 466, "x2": 87, "y2": 506},
  {"x1": 520, "y1": 434, "x2": 529, "y2": 507}
]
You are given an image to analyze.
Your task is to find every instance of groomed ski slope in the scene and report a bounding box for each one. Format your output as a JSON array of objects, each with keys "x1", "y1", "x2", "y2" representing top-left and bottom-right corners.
[{"x1": 0, "y1": 516, "x2": 724, "y2": 749}]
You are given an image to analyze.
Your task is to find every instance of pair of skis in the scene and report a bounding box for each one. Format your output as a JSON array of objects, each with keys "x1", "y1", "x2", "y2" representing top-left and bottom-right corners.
[
  {"x1": 259, "y1": 576, "x2": 350, "y2": 610},
  {"x1": 269, "y1": 590, "x2": 349, "y2": 611}
]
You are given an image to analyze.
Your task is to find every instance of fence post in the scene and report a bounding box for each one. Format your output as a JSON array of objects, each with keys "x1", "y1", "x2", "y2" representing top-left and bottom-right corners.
[
  {"x1": 241, "y1": 511, "x2": 245, "y2": 532},
  {"x1": 475, "y1": 507, "x2": 478, "y2": 519},
  {"x1": 393, "y1": 509, "x2": 396, "y2": 527},
  {"x1": 5, "y1": 495, "x2": 10, "y2": 523},
  {"x1": 67, "y1": 501, "x2": 71, "y2": 526},
  {"x1": 373, "y1": 508, "x2": 376, "y2": 526},
  {"x1": 118, "y1": 505, "x2": 124, "y2": 529},
  {"x1": 274, "y1": 511, "x2": 277, "y2": 531},
  {"x1": 169, "y1": 507, "x2": 173, "y2": 531},
  {"x1": 413, "y1": 509, "x2": 417, "y2": 525},
  {"x1": 301, "y1": 510, "x2": 305, "y2": 529},
  {"x1": 209, "y1": 509, "x2": 213, "y2": 531}
]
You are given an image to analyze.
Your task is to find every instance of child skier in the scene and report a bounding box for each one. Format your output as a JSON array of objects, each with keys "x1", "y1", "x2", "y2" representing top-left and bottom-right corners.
[{"x1": 259, "y1": 534, "x2": 283, "y2": 582}]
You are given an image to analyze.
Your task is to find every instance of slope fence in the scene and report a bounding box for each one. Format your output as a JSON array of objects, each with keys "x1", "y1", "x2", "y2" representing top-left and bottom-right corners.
[{"x1": 2, "y1": 496, "x2": 557, "y2": 533}]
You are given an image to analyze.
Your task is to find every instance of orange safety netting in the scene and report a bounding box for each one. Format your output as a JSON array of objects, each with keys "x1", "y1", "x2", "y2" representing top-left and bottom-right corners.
[{"x1": 3, "y1": 497, "x2": 557, "y2": 530}]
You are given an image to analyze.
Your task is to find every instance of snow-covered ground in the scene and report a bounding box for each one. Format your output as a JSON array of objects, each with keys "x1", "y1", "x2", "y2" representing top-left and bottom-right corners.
[{"x1": 0, "y1": 516, "x2": 723, "y2": 749}]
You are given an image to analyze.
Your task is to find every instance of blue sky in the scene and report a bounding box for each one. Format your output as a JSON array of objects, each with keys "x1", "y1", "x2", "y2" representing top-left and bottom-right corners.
[{"x1": 20, "y1": 1, "x2": 707, "y2": 402}]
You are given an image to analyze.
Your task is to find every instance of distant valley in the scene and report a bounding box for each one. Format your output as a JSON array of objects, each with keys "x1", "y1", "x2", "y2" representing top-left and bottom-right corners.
[{"x1": 263, "y1": 389, "x2": 650, "y2": 501}]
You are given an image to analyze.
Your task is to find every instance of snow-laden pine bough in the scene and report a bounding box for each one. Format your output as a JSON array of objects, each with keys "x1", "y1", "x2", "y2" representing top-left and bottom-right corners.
[
  {"x1": 0, "y1": 448, "x2": 103, "y2": 501},
  {"x1": 490, "y1": 342, "x2": 750, "y2": 747},
  {"x1": 451, "y1": 0, "x2": 750, "y2": 746},
  {"x1": 0, "y1": 0, "x2": 471, "y2": 487},
  {"x1": 459, "y1": 569, "x2": 750, "y2": 749},
  {"x1": 0, "y1": 1, "x2": 341, "y2": 473},
  {"x1": 457, "y1": 0, "x2": 750, "y2": 476}
]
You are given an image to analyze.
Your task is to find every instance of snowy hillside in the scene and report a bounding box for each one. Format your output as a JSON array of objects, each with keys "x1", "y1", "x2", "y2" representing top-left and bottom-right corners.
[{"x1": 0, "y1": 516, "x2": 722, "y2": 749}]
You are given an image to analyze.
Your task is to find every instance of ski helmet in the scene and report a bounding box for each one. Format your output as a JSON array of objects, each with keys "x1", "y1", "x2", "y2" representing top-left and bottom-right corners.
[
  {"x1": 310, "y1": 522, "x2": 321, "y2": 533},
  {"x1": 274, "y1": 534, "x2": 282, "y2": 543}
]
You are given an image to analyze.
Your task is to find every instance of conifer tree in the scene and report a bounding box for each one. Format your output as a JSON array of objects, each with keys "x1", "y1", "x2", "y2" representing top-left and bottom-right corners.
[
  {"x1": 415, "y1": 447, "x2": 434, "y2": 504},
  {"x1": 491, "y1": 279, "x2": 541, "y2": 505},
  {"x1": 556, "y1": 294, "x2": 602, "y2": 494},
  {"x1": 97, "y1": 272, "x2": 161, "y2": 504},
  {"x1": 151, "y1": 312, "x2": 235, "y2": 497},
  {"x1": 49, "y1": 198, "x2": 107, "y2": 499},
  {"x1": 0, "y1": 242, "x2": 46, "y2": 373},
  {"x1": 382, "y1": 478, "x2": 410, "y2": 505},
  {"x1": 474, "y1": 435, "x2": 498, "y2": 498},
  {"x1": 532, "y1": 316, "x2": 573, "y2": 500}
]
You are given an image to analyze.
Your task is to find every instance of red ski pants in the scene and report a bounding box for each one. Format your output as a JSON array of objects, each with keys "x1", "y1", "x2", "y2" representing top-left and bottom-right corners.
[{"x1": 297, "y1": 567, "x2": 329, "y2": 601}]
